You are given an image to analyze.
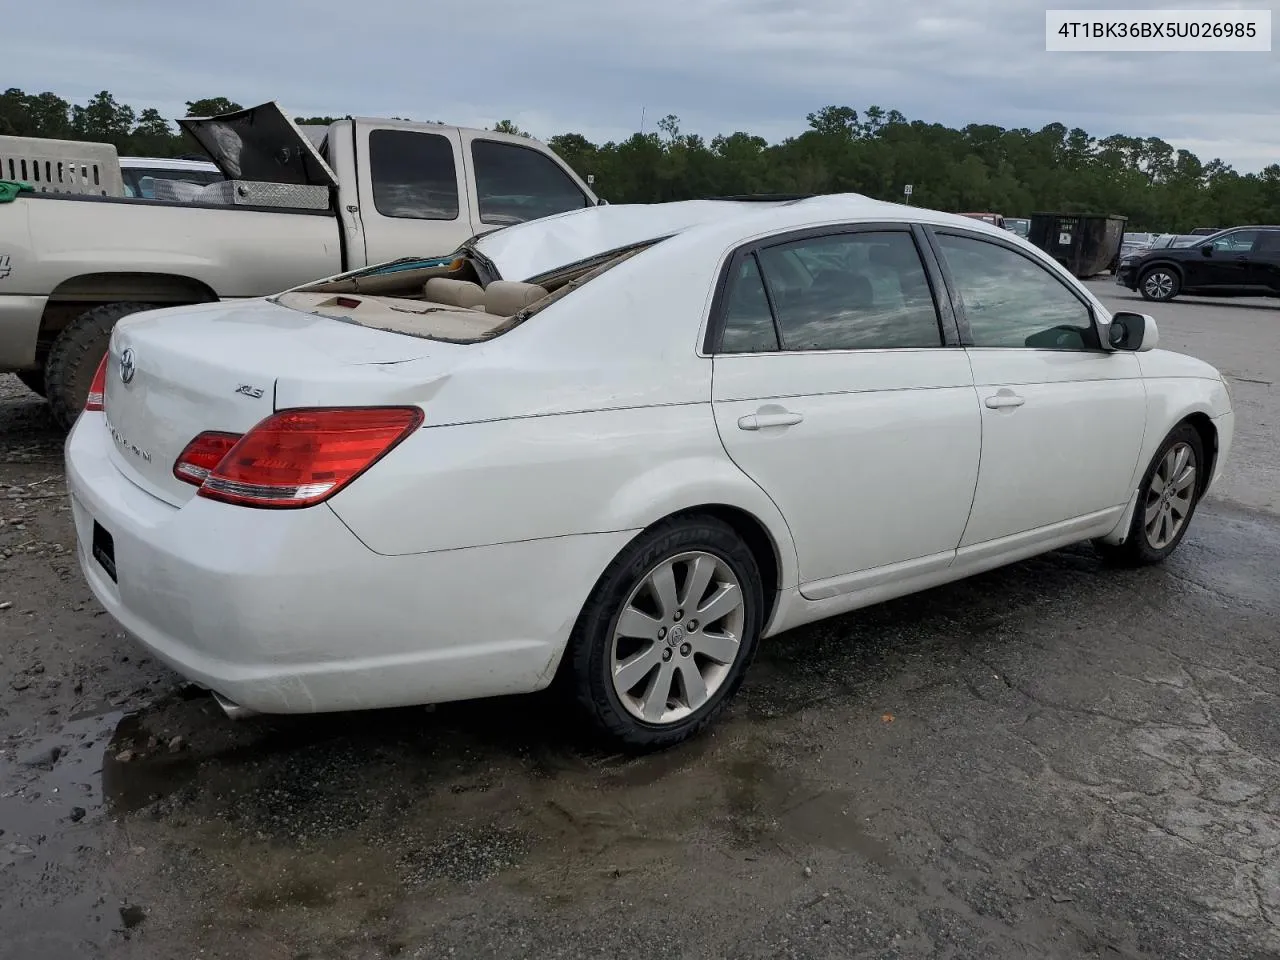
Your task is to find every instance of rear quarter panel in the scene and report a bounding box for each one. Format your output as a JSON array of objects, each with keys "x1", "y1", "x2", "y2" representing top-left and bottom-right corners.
[
  {"x1": 325, "y1": 399, "x2": 800, "y2": 590},
  {"x1": 15, "y1": 195, "x2": 342, "y2": 298}
]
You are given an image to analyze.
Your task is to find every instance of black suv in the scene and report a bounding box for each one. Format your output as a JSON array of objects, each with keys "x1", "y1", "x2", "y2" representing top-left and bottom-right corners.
[{"x1": 1116, "y1": 226, "x2": 1280, "y2": 302}]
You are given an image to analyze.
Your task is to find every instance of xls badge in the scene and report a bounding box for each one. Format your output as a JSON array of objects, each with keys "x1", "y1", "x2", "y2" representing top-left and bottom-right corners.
[{"x1": 0, "y1": 254, "x2": 11, "y2": 280}]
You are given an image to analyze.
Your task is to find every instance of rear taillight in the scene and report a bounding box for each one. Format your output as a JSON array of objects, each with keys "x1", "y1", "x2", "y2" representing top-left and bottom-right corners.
[
  {"x1": 84, "y1": 354, "x2": 109, "y2": 412},
  {"x1": 173, "y1": 431, "x2": 243, "y2": 485},
  {"x1": 196, "y1": 407, "x2": 424, "y2": 509}
]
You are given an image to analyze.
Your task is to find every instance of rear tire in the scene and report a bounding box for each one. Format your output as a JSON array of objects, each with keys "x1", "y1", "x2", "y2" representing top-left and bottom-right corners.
[
  {"x1": 44, "y1": 302, "x2": 161, "y2": 430},
  {"x1": 565, "y1": 515, "x2": 764, "y2": 752},
  {"x1": 15, "y1": 370, "x2": 46, "y2": 397},
  {"x1": 1094, "y1": 422, "x2": 1205, "y2": 567},
  {"x1": 1138, "y1": 266, "x2": 1180, "y2": 302}
]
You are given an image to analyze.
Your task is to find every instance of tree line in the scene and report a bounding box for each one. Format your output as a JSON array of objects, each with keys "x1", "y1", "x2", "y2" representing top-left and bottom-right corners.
[{"x1": 3, "y1": 88, "x2": 1277, "y2": 232}]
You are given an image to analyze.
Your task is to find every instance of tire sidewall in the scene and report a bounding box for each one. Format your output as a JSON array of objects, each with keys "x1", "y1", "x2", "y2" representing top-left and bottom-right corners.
[
  {"x1": 1126, "y1": 423, "x2": 1205, "y2": 562},
  {"x1": 44, "y1": 303, "x2": 158, "y2": 430},
  {"x1": 572, "y1": 518, "x2": 764, "y2": 749}
]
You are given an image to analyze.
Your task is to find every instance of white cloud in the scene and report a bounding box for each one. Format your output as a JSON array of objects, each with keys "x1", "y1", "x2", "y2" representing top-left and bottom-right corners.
[{"x1": 6, "y1": 0, "x2": 1276, "y2": 171}]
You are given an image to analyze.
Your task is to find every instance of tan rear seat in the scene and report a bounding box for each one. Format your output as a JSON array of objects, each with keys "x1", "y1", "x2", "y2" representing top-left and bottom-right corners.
[
  {"x1": 484, "y1": 280, "x2": 549, "y2": 316},
  {"x1": 424, "y1": 277, "x2": 486, "y2": 309}
]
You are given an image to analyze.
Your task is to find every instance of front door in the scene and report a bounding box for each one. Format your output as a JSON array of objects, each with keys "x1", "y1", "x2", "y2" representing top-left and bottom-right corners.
[
  {"x1": 1186, "y1": 229, "x2": 1260, "y2": 291},
  {"x1": 926, "y1": 228, "x2": 1148, "y2": 549},
  {"x1": 709, "y1": 225, "x2": 982, "y2": 598}
]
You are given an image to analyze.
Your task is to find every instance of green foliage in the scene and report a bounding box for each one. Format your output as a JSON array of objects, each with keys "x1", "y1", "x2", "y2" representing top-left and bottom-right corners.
[
  {"x1": 2, "y1": 88, "x2": 1275, "y2": 230},
  {"x1": 556, "y1": 106, "x2": 1277, "y2": 231},
  {"x1": 184, "y1": 97, "x2": 243, "y2": 117},
  {"x1": 491, "y1": 119, "x2": 530, "y2": 137}
]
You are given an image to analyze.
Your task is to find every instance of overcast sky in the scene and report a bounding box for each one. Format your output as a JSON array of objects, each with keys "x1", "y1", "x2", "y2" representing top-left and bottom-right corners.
[{"x1": 7, "y1": 0, "x2": 1278, "y2": 172}]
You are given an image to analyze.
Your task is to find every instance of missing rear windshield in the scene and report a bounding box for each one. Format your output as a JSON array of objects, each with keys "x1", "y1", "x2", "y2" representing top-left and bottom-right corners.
[{"x1": 271, "y1": 240, "x2": 655, "y2": 344}]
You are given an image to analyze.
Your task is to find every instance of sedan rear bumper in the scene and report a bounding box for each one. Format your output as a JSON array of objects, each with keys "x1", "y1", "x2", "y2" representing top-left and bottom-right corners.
[{"x1": 65, "y1": 412, "x2": 633, "y2": 714}]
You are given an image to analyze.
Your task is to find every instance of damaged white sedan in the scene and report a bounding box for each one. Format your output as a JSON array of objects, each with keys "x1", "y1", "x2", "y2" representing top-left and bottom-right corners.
[{"x1": 65, "y1": 195, "x2": 1233, "y2": 750}]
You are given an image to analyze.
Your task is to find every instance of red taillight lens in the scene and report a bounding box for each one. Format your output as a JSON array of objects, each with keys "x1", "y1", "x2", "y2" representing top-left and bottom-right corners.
[
  {"x1": 173, "y1": 431, "x2": 243, "y2": 485},
  {"x1": 84, "y1": 353, "x2": 109, "y2": 412},
  {"x1": 196, "y1": 407, "x2": 424, "y2": 509}
]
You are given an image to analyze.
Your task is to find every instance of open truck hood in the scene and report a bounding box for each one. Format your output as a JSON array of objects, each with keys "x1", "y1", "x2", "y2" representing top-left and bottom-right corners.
[
  {"x1": 179, "y1": 100, "x2": 338, "y2": 188},
  {"x1": 472, "y1": 199, "x2": 795, "y2": 281}
]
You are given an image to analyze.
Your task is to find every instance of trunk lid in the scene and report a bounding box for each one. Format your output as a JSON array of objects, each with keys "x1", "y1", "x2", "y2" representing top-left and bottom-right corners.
[
  {"x1": 100, "y1": 298, "x2": 448, "y2": 506},
  {"x1": 178, "y1": 101, "x2": 338, "y2": 188}
]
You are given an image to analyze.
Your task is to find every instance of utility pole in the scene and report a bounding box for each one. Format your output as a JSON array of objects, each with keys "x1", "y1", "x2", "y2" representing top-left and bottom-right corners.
[{"x1": 640, "y1": 106, "x2": 646, "y2": 135}]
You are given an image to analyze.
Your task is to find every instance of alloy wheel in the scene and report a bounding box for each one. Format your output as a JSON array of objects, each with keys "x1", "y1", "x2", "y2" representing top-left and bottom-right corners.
[
  {"x1": 1143, "y1": 270, "x2": 1176, "y2": 300},
  {"x1": 1144, "y1": 441, "x2": 1197, "y2": 549},
  {"x1": 609, "y1": 551, "x2": 746, "y2": 725}
]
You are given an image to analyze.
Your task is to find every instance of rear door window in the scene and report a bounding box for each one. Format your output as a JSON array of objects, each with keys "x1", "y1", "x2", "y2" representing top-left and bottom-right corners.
[
  {"x1": 749, "y1": 231, "x2": 944, "y2": 351},
  {"x1": 720, "y1": 256, "x2": 780, "y2": 353}
]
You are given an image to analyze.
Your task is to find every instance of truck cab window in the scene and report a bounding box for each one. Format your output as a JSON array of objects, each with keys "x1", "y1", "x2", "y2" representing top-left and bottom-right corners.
[
  {"x1": 471, "y1": 140, "x2": 590, "y2": 226},
  {"x1": 369, "y1": 130, "x2": 460, "y2": 221}
]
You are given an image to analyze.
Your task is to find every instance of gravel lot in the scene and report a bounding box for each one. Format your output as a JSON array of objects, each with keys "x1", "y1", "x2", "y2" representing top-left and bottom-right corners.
[{"x1": 1, "y1": 282, "x2": 1277, "y2": 960}]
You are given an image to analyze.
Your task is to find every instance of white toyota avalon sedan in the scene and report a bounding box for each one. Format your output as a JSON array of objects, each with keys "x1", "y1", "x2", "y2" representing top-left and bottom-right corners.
[{"x1": 64, "y1": 195, "x2": 1234, "y2": 750}]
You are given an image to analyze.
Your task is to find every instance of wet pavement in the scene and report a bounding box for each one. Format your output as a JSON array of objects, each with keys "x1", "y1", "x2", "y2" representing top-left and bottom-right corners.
[{"x1": 1, "y1": 285, "x2": 1277, "y2": 959}]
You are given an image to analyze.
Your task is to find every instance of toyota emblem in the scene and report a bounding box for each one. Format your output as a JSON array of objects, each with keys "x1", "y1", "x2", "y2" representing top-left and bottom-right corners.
[{"x1": 118, "y1": 347, "x2": 136, "y2": 385}]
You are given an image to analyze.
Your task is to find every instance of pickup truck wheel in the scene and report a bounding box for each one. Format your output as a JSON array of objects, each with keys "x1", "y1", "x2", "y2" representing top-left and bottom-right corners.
[
  {"x1": 44, "y1": 302, "x2": 161, "y2": 430},
  {"x1": 15, "y1": 370, "x2": 46, "y2": 397}
]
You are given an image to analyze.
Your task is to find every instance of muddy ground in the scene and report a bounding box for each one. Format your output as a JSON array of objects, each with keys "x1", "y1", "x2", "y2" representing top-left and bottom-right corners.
[{"x1": 1, "y1": 282, "x2": 1277, "y2": 960}]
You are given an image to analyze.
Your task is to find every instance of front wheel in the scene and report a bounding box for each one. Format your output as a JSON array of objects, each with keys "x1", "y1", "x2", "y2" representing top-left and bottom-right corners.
[
  {"x1": 1139, "y1": 266, "x2": 1180, "y2": 302},
  {"x1": 565, "y1": 515, "x2": 764, "y2": 751},
  {"x1": 1095, "y1": 423, "x2": 1205, "y2": 566}
]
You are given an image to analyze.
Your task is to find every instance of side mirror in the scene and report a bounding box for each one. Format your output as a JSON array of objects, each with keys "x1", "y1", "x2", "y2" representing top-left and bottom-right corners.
[
  {"x1": 1200, "y1": 245, "x2": 1213, "y2": 257},
  {"x1": 1107, "y1": 311, "x2": 1159, "y2": 352}
]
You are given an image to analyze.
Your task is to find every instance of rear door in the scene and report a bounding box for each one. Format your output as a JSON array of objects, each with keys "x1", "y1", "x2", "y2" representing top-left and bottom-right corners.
[
  {"x1": 925, "y1": 226, "x2": 1147, "y2": 550},
  {"x1": 1250, "y1": 229, "x2": 1280, "y2": 293},
  {"x1": 457, "y1": 131, "x2": 595, "y2": 238},
  {"x1": 354, "y1": 123, "x2": 475, "y2": 266},
  {"x1": 709, "y1": 223, "x2": 982, "y2": 599}
]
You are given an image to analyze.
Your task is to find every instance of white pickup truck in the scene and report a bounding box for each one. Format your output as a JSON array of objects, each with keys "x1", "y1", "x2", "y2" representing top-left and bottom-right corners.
[{"x1": 0, "y1": 101, "x2": 599, "y2": 427}]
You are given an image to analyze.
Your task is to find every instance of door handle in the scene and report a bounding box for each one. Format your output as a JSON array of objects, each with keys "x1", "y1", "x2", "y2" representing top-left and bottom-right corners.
[
  {"x1": 984, "y1": 393, "x2": 1025, "y2": 409},
  {"x1": 738, "y1": 411, "x2": 804, "y2": 430}
]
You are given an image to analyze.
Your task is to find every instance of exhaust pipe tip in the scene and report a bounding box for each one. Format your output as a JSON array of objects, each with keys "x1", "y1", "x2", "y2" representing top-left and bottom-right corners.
[{"x1": 211, "y1": 690, "x2": 257, "y2": 720}]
